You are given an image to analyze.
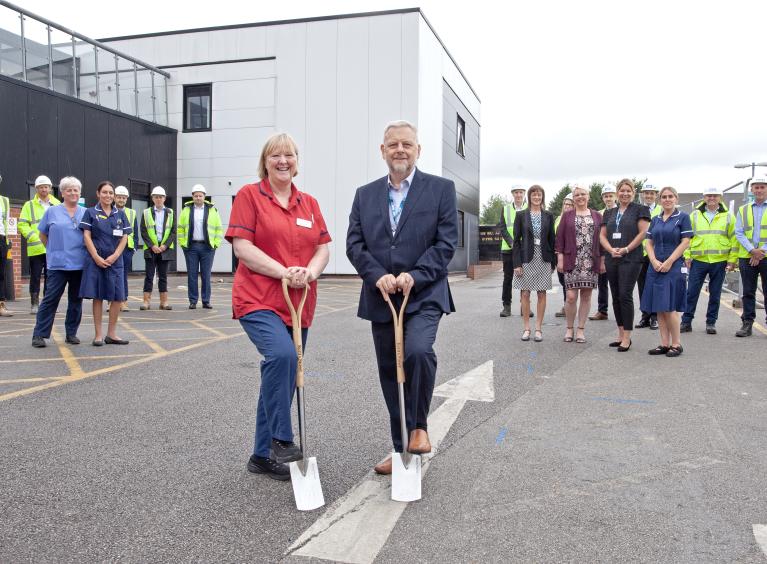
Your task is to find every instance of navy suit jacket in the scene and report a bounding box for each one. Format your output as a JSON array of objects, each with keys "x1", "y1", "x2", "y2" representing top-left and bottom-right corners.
[{"x1": 346, "y1": 168, "x2": 458, "y2": 323}]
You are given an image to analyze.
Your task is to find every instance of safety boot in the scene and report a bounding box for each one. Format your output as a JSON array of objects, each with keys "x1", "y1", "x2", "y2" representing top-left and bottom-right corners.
[
  {"x1": 735, "y1": 320, "x2": 753, "y2": 338},
  {"x1": 140, "y1": 292, "x2": 151, "y2": 310},
  {"x1": 120, "y1": 302, "x2": 130, "y2": 312},
  {"x1": 499, "y1": 304, "x2": 511, "y2": 317},
  {"x1": 30, "y1": 292, "x2": 39, "y2": 315},
  {"x1": 0, "y1": 301, "x2": 12, "y2": 317},
  {"x1": 159, "y1": 292, "x2": 172, "y2": 310}
]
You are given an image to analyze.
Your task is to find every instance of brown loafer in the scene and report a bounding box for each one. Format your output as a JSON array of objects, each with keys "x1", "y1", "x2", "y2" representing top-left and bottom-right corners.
[
  {"x1": 374, "y1": 456, "x2": 392, "y2": 475},
  {"x1": 588, "y1": 311, "x2": 608, "y2": 320},
  {"x1": 407, "y1": 429, "x2": 432, "y2": 454}
]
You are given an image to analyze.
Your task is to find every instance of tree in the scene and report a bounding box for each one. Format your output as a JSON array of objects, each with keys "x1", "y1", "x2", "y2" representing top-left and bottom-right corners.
[
  {"x1": 480, "y1": 194, "x2": 510, "y2": 225},
  {"x1": 589, "y1": 182, "x2": 604, "y2": 210},
  {"x1": 548, "y1": 184, "x2": 572, "y2": 217}
]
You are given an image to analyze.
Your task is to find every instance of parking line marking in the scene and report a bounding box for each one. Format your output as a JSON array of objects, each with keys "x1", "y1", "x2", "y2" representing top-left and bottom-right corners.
[
  {"x1": 0, "y1": 353, "x2": 151, "y2": 364},
  {"x1": 51, "y1": 328, "x2": 84, "y2": 378},
  {"x1": 0, "y1": 377, "x2": 67, "y2": 384},
  {"x1": 191, "y1": 320, "x2": 227, "y2": 338},
  {"x1": 120, "y1": 320, "x2": 167, "y2": 354}
]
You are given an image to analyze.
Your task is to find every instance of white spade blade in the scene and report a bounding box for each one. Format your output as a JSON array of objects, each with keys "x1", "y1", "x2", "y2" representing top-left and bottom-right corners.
[
  {"x1": 290, "y1": 457, "x2": 325, "y2": 511},
  {"x1": 391, "y1": 452, "x2": 421, "y2": 502}
]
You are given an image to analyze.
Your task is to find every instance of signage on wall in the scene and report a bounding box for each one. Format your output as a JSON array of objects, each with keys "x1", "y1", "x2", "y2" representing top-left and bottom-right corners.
[{"x1": 6, "y1": 217, "x2": 18, "y2": 236}]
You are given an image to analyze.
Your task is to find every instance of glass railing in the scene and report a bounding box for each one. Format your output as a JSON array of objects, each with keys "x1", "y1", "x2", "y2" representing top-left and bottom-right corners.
[{"x1": 0, "y1": 0, "x2": 169, "y2": 126}]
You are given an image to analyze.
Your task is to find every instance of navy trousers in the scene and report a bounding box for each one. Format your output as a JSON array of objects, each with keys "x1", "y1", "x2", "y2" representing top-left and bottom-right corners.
[
  {"x1": 739, "y1": 258, "x2": 767, "y2": 323},
  {"x1": 682, "y1": 260, "x2": 726, "y2": 325},
  {"x1": 371, "y1": 305, "x2": 442, "y2": 453},
  {"x1": 33, "y1": 269, "x2": 83, "y2": 338},
  {"x1": 239, "y1": 310, "x2": 307, "y2": 459},
  {"x1": 184, "y1": 242, "x2": 215, "y2": 304},
  {"x1": 143, "y1": 254, "x2": 169, "y2": 293},
  {"x1": 596, "y1": 272, "x2": 608, "y2": 314},
  {"x1": 121, "y1": 248, "x2": 134, "y2": 299},
  {"x1": 29, "y1": 254, "x2": 46, "y2": 295}
]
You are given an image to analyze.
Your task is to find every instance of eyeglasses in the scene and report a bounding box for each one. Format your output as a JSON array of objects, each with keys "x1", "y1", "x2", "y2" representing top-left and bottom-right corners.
[{"x1": 660, "y1": 194, "x2": 676, "y2": 200}]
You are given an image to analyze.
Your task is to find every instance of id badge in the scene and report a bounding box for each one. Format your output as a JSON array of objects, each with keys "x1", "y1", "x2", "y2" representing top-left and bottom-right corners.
[
  {"x1": 296, "y1": 218, "x2": 312, "y2": 228},
  {"x1": 681, "y1": 267, "x2": 688, "y2": 274},
  {"x1": 534, "y1": 238, "x2": 541, "y2": 246},
  {"x1": 112, "y1": 229, "x2": 123, "y2": 237},
  {"x1": 612, "y1": 232, "x2": 622, "y2": 240}
]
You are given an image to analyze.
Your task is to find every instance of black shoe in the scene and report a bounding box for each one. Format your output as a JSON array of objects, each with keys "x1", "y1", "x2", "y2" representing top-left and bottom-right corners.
[
  {"x1": 32, "y1": 336, "x2": 46, "y2": 348},
  {"x1": 735, "y1": 321, "x2": 753, "y2": 337},
  {"x1": 104, "y1": 336, "x2": 129, "y2": 345},
  {"x1": 635, "y1": 317, "x2": 650, "y2": 329},
  {"x1": 666, "y1": 345, "x2": 683, "y2": 357},
  {"x1": 649, "y1": 319, "x2": 659, "y2": 330},
  {"x1": 499, "y1": 304, "x2": 511, "y2": 318},
  {"x1": 648, "y1": 345, "x2": 670, "y2": 355},
  {"x1": 65, "y1": 335, "x2": 80, "y2": 345},
  {"x1": 617, "y1": 340, "x2": 632, "y2": 352},
  {"x1": 705, "y1": 324, "x2": 717, "y2": 335},
  {"x1": 247, "y1": 455, "x2": 290, "y2": 481},
  {"x1": 679, "y1": 322, "x2": 692, "y2": 333},
  {"x1": 608, "y1": 341, "x2": 621, "y2": 347},
  {"x1": 270, "y1": 439, "x2": 302, "y2": 463},
  {"x1": 189, "y1": 303, "x2": 197, "y2": 309},
  {"x1": 92, "y1": 339, "x2": 104, "y2": 347},
  {"x1": 202, "y1": 303, "x2": 213, "y2": 309}
]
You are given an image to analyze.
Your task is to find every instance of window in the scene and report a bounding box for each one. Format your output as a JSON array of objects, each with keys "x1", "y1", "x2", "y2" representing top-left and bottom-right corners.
[
  {"x1": 457, "y1": 210, "x2": 465, "y2": 248},
  {"x1": 456, "y1": 114, "x2": 466, "y2": 158},
  {"x1": 183, "y1": 84, "x2": 212, "y2": 132}
]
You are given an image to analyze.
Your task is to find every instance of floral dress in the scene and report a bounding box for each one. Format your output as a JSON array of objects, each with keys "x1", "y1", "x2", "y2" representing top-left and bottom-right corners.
[{"x1": 564, "y1": 214, "x2": 598, "y2": 290}]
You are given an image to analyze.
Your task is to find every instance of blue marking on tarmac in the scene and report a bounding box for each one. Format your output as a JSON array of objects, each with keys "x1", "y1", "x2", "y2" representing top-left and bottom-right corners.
[
  {"x1": 590, "y1": 396, "x2": 656, "y2": 405},
  {"x1": 495, "y1": 427, "x2": 508, "y2": 445}
]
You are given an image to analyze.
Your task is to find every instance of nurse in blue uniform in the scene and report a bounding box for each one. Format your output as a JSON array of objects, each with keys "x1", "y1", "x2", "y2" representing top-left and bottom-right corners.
[
  {"x1": 642, "y1": 186, "x2": 692, "y2": 357},
  {"x1": 79, "y1": 181, "x2": 131, "y2": 346}
]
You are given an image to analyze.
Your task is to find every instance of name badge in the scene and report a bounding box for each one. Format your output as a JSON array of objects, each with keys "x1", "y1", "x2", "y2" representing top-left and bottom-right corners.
[
  {"x1": 296, "y1": 218, "x2": 312, "y2": 228},
  {"x1": 533, "y1": 238, "x2": 541, "y2": 246},
  {"x1": 681, "y1": 267, "x2": 688, "y2": 274},
  {"x1": 112, "y1": 229, "x2": 123, "y2": 237},
  {"x1": 612, "y1": 232, "x2": 622, "y2": 240}
]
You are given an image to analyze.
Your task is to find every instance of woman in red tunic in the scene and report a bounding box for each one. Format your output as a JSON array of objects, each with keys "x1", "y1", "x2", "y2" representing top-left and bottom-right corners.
[{"x1": 226, "y1": 133, "x2": 331, "y2": 481}]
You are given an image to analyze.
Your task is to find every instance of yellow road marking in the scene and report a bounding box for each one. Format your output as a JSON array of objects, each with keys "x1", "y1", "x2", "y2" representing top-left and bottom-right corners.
[
  {"x1": 191, "y1": 319, "x2": 227, "y2": 338},
  {"x1": 0, "y1": 377, "x2": 67, "y2": 384},
  {"x1": 119, "y1": 320, "x2": 166, "y2": 354},
  {"x1": 51, "y1": 327, "x2": 84, "y2": 378},
  {"x1": 0, "y1": 353, "x2": 152, "y2": 364}
]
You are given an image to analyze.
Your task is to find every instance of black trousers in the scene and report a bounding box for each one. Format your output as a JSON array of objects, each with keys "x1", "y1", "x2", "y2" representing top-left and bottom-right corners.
[
  {"x1": 606, "y1": 260, "x2": 642, "y2": 330},
  {"x1": 143, "y1": 254, "x2": 169, "y2": 293},
  {"x1": 0, "y1": 239, "x2": 7, "y2": 301},
  {"x1": 596, "y1": 272, "x2": 608, "y2": 314},
  {"x1": 501, "y1": 251, "x2": 514, "y2": 305},
  {"x1": 29, "y1": 254, "x2": 46, "y2": 295},
  {"x1": 739, "y1": 258, "x2": 767, "y2": 322},
  {"x1": 371, "y1": 305, "x2": 442, "y2": 452},
  {"x1": 637, "y1": 257, "x2": 655, "y2": 320}
]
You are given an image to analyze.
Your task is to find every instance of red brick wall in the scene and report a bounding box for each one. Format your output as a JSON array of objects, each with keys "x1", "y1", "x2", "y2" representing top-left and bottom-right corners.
[{"x1": 7, "y1": 206, "x2": 24, "y2": 300}]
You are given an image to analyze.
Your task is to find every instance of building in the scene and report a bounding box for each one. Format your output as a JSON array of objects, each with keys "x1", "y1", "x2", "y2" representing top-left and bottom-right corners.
[{"x1": 0, "y1": 4, "x2": 480, "y2": 292}]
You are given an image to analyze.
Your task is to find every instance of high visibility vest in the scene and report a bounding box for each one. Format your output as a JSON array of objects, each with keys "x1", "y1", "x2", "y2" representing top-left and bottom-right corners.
[
  {"x1": 500, "y1": 203, "x2": 527, "y2": 251},
  {"x1": 642, "y1": 204, "x2": 663, "y2": 256},
  {"x1": 736, "y1": 202, "x2": 767, "y2": 259},
  {"x1": 0, "y1": 195, "x2": 9, "y2": 244},
  {"x1": 18, "y1": 195, "x2": 61, "y2": 256},
  {"x1": 554, "y1": 214, "x2": 562, "y2": 234},
  {"x1": 142, "y1": 207, "x2": 175, "y2": 249},
  {"x1": 122, "y1": 207, "x2": 137, "y2": 250},
  {"x1": 177, "y1": 201, "x2": 223, "y2": 249},
  {"x1": 683, "y1": 204, "x2": 736, "y2": 264}
]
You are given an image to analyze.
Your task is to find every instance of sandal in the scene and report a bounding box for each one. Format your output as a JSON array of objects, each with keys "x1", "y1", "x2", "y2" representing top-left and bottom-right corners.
[
  {"x1": 521, "y1": 329, "x2": 531, "y2": 341},
  {"x1": 564, "y1": 327, "x2": 574, "y2": 342},
  {"x1": 575, "y1": 327, "x2": 586, "y2": 344},
  {"x1": 534, "y1": 330, "x2": 543, "y2": 342}
]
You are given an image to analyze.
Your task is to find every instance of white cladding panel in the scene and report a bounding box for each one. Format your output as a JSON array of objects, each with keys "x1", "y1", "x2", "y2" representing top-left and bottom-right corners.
[{"x1": 416, "y1": 16, "x2": 444, "y2": 178}]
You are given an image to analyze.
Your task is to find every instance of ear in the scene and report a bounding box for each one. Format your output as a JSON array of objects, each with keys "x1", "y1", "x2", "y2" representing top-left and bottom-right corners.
[
  {"x1": 417, "y1": 144, "x2": 422, "y2": 159},
  {"x1": 380, "y1": 144, "x2": 386, "y2": 161}
]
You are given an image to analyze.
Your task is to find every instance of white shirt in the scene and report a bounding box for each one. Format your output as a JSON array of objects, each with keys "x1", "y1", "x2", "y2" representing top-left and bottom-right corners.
[
  {"x1": 192, "y1": 205, "x2": 205, "y2": 241},
  {"x1": 387, "y1": 167, "x2": 416, "y2": 233},
  {"x1": 153, "y1": 207, "x2": 165, "y2": 240}
]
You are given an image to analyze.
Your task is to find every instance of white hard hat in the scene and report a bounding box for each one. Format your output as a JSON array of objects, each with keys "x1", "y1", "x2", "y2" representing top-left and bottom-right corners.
[
  {"x1": 115, "y1": 185, "x2": 129, "y2": 196},
  {"x1": 151, "y1": 186, "x2": 166, "y2": 196},
  {"x1": 35, "y1": 175, "x2": 52, "y2": 187},
  {"x1": 191, "y1": 184, "x2": 206, "y2": 195},
  {"x1": 563, "y1": 192, "x2": 575, "y2": 202},
  {"x1": 702, "y1": 186, "x2": 722, "y2": 196},
  {"x1": 641, "y1": 183, "x2": 659, "y2": 192},
  {"x1": 601, "y1": 184, "x2": 616, "y2": 195},
  {"x1": 751, "y1": 177, "x2": 767, "y2": 185},
  {"x1": 511, "y1": 184, "x2": 526, "y2": 192}
]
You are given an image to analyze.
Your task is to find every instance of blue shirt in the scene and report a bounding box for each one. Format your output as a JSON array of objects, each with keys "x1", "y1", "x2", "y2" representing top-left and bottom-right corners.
[
  {"x1": 646, "y1": 209, "x2": 693, "y2": 262},
  {"x1": 38, "y1": 204, "x2": 88, "y2": 270},
  {"x1": 734, "y1": 200, "x2": 767, "y2": 252},
  {"x1": 387, "y1": 167, "x2": 416, "y2": 234},
  {"x1": 79, "y1": 204, "x2": 132, "y2": 258}
]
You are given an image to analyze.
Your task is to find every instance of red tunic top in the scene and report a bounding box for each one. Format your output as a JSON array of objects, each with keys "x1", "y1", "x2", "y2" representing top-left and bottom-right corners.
[{"x1": 225, "y1": 179, "x2": 331, "y2": 327}]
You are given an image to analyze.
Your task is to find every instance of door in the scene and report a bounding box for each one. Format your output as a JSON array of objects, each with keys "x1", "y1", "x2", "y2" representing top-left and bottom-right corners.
[{"x1": 129, "y1": 179, "x2": 151, "y2": 272}]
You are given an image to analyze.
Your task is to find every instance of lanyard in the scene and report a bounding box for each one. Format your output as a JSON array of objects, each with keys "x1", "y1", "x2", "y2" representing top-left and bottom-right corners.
[
  {"x1": 389, "y1": 192, "x2": 407, "y2": 232},
  {"x1": 615, "y1": 208, "x2": 625, "y2": 230}
]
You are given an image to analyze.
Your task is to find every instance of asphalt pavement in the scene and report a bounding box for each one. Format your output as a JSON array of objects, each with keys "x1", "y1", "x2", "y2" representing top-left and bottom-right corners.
[{"x1": 0, "y1": 272, "x2": 765, "y2": 563}]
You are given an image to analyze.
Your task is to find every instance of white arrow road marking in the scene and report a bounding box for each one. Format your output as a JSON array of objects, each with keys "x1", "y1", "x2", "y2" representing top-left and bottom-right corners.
[
  {"x1": 754, "y1": 524, "x2": 767, "y2": 556},
  {"x1": 285, "y1": 361, "x2": 494, "y2": 564}
]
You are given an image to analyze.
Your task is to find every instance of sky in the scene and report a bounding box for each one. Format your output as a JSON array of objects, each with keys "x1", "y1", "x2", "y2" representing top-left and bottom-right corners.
[{"x1": 11, "y1": 0, "x2": 767, "y2": 203}]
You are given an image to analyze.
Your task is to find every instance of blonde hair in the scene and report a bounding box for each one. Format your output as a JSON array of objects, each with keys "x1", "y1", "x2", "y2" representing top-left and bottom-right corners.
[
  {"x1": 616, "y1": 178, "x2": 635, "y2": 193},
  {"x1": 257, "y1": 133, "x2": 299, "y2": 180}
]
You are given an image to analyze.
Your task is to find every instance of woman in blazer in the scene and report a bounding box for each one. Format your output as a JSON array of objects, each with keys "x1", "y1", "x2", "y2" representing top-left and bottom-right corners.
[{"x1": 512, "y1": 185, "x2": 556, "y2": 341}]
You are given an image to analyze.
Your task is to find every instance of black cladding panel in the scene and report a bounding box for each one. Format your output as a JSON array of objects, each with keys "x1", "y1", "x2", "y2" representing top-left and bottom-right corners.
[
  {"x1": 27, "y1": 90, "x2": 59, "y2": 184},
  {"x1": 57, "y1": 99, "x2": 85, "y2": 180},
  {"x1": 0, "y1": 79, "x2": 29, "y2": 201}
]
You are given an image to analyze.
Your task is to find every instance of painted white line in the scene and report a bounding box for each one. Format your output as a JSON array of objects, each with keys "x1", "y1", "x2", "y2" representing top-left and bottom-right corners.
[
  {"x1": 754, "y1": 524, "x2": 767, "y2": 556},
  {"x1": 286, "y1": 361, "x2": 494, "y2": 563}
]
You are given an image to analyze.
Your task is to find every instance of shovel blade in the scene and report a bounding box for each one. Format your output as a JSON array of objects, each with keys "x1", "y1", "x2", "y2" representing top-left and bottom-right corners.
[
  {"x1": 391, "y1": 452, "x2": 422, "y2": 502},
  {"x1": 289, "y1": 457, "x2": 325, "y2": 511}
]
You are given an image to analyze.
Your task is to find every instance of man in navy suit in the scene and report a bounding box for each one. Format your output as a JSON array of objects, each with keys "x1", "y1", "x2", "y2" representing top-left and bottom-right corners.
[{"x1": 346, "y1": 120, "x2": 458, "y2": 475}]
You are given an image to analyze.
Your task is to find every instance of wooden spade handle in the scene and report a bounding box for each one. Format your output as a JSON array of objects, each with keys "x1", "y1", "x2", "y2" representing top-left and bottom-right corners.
[
  {"x1": 282, "y1": 279, "x2": 309, "y2": 388},
  {"x1": 383, "y1": 291, "x2": 410, "y2": 384}
]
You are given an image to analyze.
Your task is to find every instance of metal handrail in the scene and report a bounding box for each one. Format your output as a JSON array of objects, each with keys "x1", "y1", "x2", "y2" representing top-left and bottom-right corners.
[{"x1": 0, "y1": 0, "x2": 170, "y2": 78}]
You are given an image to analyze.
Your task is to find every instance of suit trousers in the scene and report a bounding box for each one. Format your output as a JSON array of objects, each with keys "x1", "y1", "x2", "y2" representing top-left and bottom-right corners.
[
  {"x1": 184, "y1": 242, "x2": 215, "y2": 304},
  {"x1": 501, "y1": 251, "x2": 514, "y2": 305},
  {"x1": 371, "y1": 305, "x2": 442, "y2": 452},
  {"x1": 682, "y1": 260, "x2": 726, "y2": 325},
  {"x1": 0, "y1": 239, "x2": 7, "y2": 301},
  {"x1": 143, "y1": 253, "x2": 169, "y2": 293},
  {"x1": 121, "y1": 249, "x2": 134, "y2": 299},
  {"x1": 637, "y1": 257, "x2": 655, "y2": 320},
  {"x1": 596, "y1": 272, "x2": 609, "y2": 314},
  {"x1": 739, "y1": 258, "x2": 767, "y2": 323},
  {"x1": 606, "y1": 260, "x2": 642, "y2": 330},
  {"x1": 29, "y1": 254, "x2": 47, "y2": 295}
]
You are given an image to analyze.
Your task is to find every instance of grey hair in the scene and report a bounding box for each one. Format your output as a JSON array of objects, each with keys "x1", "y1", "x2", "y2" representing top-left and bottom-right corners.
[
  {"x1": 659, "y1": 186, "x2": 678, "y2": 199},
  {"x1": 59, "y1": 176, "x2": 82, "y2": 192},
  {"x1": 383, "y1": 120, "x2": 418, "y2": 142}
]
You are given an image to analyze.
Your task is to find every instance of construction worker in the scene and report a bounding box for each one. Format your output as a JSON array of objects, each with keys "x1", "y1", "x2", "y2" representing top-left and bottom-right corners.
[
  {"x1": 733, "y1": 177, "x2": 767, "y2": 337},
  {"x1": 19, "y1": 175, "x2": 61, "y2": 314},
  {"x1": 554, "y1": 192, "x2": 575, "y2": 317},
  {"x1": 635, "y1": 183, "x2": 663, "y2": 329},
  {"x1": 680, "y1": 186, "x2": 737, "y2": 335},
  {"x1": 498, "y1": 185, "x2": 528, "y2": 317},
  {"x1": 177, "y1": 184, "x2": 223, "y2": 309},
  {"x1": 0, "y1": 173, "x2": 12, "y2": 317},
  {"x1": 140, "y1": 186, "x2": 176, "y2": 310},
  {"x1": 589, "y1": 183, "x2": 617, "y2": 321},
  {"x1": 114, "y1": 186, "x2": 138, "y2": 312}
]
